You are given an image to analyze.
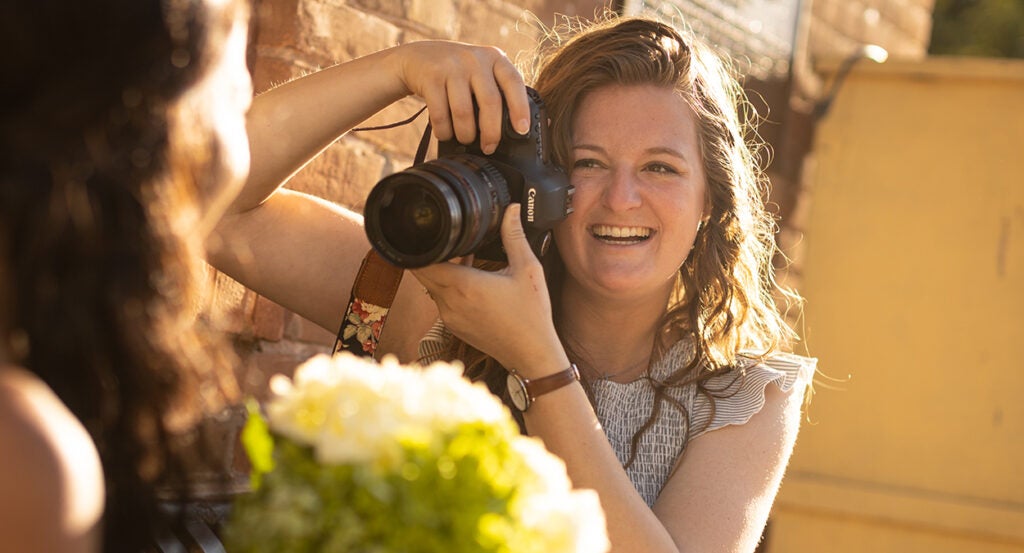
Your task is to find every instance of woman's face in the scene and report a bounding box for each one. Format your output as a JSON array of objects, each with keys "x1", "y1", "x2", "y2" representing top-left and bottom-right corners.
[
  {"x1": 187, "y1": 3, "x2": 253, "y2": 234},
  {"x1": 553, "y1": 84, "x2": 707, "y2": 302}
]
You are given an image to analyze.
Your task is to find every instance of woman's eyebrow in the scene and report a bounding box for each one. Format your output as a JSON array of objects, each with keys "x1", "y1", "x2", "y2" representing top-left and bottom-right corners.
[
  {"x1": 645, "y1": 146, "x2": 690, "y2": 163},
  {"x1": 572, "y1": 143, "x2": 692, "y2": 164}
]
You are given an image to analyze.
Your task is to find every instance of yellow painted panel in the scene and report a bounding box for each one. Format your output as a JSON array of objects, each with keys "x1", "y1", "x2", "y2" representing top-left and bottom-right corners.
[
  {"x1": 774, "y1": 57, "x2": 1024, "y2": 550},
  {"x1": 768, "y1": 509, "x2": 1024, "y2": 553},
  {"x1": 776, "y1": 474, "x2": 1024, "y2": 542}
]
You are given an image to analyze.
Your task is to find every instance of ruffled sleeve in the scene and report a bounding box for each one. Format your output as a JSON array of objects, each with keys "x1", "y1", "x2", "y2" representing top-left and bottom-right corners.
[
  {"x1": 417, "y1": 318, "x2": 452, "y2": 364},
  {"x1": 688, "y1": 353, "x2": 817, "y2": 440}
]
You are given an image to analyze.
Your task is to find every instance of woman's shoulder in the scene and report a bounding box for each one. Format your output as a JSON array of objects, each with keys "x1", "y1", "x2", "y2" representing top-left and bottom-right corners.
[
  {"x1": 0, "y1": 366, "x2": 103, "y2": 552},
  {"x1": 688, "y1": 351, "x2": 817, "y2": 439},
  {"x1": 737, "y1": 351, "x2": 817, "y2": 390}
]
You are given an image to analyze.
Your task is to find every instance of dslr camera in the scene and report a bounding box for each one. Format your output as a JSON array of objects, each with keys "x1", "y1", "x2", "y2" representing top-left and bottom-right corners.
[{"x1": 364, "y1": 87, "x2": 573, "y2": 269}]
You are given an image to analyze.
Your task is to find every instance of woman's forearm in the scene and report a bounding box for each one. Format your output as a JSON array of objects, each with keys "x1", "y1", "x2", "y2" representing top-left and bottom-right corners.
[
  {"x1": 232, "y1": 40, "x2": 528, "y2": 216},
  {"x1": 522, "y1": 372, "x2": 682, "y2": 553},
  {"x1": 236, "y1": 46, "x2": 410, "y2": 214}
]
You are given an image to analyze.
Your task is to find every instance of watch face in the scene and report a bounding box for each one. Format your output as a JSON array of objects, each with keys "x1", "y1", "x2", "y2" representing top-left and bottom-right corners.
[{"x1": 507, "y1": 373, "x2": 529, "y2": 411}]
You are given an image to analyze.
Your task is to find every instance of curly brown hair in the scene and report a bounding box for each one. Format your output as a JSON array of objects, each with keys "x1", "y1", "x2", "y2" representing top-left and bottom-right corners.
[
  {"x1": 0, "y1": 0, "x2": 244, "y2": 550},
  {"x1": 447, "y1": 15, "x2": 801, "y2": 463}
]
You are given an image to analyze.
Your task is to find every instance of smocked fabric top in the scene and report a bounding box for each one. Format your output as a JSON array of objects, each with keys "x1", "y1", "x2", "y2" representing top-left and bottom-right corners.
[
  {"x1": 418, "y1": 321, "x2": 817, "y2": 507},
  {"x1": 590, "y1": 340, "x2": 815, "y2": 506}
]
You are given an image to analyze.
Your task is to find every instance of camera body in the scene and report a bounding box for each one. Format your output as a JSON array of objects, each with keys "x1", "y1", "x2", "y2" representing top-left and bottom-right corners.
[{"x1": 364, "y1": 87, "x2": 573, "y2": 269}]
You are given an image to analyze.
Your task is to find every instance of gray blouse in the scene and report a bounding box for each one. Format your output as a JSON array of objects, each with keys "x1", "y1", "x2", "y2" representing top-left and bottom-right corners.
[{"x1": 590, "y1": 341, "x2": 815, "y2": 506}]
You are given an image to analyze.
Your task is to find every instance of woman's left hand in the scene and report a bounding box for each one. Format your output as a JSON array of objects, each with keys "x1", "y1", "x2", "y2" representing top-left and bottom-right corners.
[{"x1": 411, "y1": 204, "x2": 568, "y2": 376}]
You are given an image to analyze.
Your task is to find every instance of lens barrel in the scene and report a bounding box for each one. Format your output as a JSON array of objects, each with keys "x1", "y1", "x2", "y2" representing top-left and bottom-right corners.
[{"x1": 364, "y1": 155, "x2": 510, "y2": 268}]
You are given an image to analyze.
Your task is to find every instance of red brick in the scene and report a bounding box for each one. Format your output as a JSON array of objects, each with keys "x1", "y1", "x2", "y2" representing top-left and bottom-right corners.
[
  {"x1": 234, "y1": 344, "x2": 331, "y2": 400},
  {"x1": 295, "y1": 1, "x2": 401, "y2": 64},
  {"x1": 407, "y1": 0, "x2": 458, "y2": 36},
  {"x1": 207, "y1": 271, "x2": 257, "y2": 336},
  {"x1": 351, "y1": 96, "x2": 432, "y2": 158},
  {"x1": 251, "y1": 54, "x2": 312, "y2": 94},
  {"x1": 456, "y1": 1, "x2": 542, "y2": 59},
  {"x1": 252, "y1": 295, "x2": 287, "y2": 341},
  {"x1": 347, "y1": 0, "x2": 405, "y2": 21},
  {"x1": 529, "y1": 0, "x2": 605, "y2": 24},
  {"x1": 284, "y1": 139, "x2": 387, "y2": 211},
  {"x1": 285, "y1": 314, "x2": 338, "y2": 346},
  {"x1": 253, "y1": 0, "x2": 302, "y2": 53}
]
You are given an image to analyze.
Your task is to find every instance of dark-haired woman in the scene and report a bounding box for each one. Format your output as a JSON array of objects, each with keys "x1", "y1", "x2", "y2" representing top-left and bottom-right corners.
[{"x1": 0, "y1": 0, "x2": 251, "y2": 550}]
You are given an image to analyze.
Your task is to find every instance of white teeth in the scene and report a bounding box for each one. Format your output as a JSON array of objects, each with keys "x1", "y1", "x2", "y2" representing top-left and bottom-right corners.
[{"x1": 591, "y1": 225, "x2": 651, "y2": 240}]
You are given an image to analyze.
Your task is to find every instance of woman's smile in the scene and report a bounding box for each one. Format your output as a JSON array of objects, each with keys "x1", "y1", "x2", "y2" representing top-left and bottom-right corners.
[{"x1": 589, "y1": 224, "x2": 654, "y2": 244}]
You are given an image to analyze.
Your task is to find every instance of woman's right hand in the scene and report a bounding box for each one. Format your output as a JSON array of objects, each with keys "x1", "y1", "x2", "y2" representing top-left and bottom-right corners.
[
  {"x1": 411, "y1": 204, "x2": 570, "y2": 377},
  {"x1": 386, "y1": 41, "x2": 531, "y2": 154}
]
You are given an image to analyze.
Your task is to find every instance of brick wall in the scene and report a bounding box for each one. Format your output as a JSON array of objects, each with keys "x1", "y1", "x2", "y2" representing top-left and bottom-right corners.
[{"x1": 208, "y1": 0, "x2": 611, "y2": 395}]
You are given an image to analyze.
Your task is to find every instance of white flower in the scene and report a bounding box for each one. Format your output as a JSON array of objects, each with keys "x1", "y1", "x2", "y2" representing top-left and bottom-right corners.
[
  {"x1": 265, "y1": 353, "x2": 516, "y2": 466},
  {"x1": 511, "y1": 437, "x2": 610, "y2": 553},
  {"x1": 249, "y1": 352, "x2": 610, "y2": 553}
]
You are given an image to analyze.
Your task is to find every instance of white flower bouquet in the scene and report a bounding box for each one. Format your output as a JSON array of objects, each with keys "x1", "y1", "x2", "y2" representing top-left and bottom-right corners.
[{"x1": 224, "y1": 353, "x2": 608, "y2": 553}]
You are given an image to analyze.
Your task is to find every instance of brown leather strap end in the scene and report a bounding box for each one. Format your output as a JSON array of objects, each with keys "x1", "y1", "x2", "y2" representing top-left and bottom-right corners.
[{"x1": 333, "y1": 249, "x2": 404, "y2": 359}]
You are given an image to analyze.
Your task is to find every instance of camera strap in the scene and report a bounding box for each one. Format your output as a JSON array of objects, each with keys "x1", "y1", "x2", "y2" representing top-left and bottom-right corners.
[
  {"x1": 331, "y1": 248, "x2": 404, "y2": 359},
  {"x1": 332, "y1": 120, "x2": 434, "y2": 360}
]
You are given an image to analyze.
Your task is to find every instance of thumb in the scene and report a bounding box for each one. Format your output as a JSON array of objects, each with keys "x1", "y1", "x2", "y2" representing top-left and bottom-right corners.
[{"x1": 500, "y1": 203, "x2": 534, "y2": 268}]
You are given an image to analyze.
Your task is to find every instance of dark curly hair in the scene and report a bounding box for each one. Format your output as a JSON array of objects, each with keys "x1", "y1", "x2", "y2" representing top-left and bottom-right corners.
[{"x1": 0, "y1": 0, "x2": 245, "y2": 550}]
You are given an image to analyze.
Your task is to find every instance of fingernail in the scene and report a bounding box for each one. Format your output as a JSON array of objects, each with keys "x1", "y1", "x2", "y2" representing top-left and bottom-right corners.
[
  {"x1": 482, "y1": 143, "x2": 497, "y2": 155},
  {"x1": 515, "y1": 118, "x2": 530, "y2": 135}
]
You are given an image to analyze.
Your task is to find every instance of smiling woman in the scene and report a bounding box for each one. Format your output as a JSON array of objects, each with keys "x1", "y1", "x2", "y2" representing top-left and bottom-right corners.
[
  {"x1": 195, "y1": 9, "x2": 815, "y2": 553},
  {"x1": 413, "y1": 16, "x2": 818, "y2": 552}
]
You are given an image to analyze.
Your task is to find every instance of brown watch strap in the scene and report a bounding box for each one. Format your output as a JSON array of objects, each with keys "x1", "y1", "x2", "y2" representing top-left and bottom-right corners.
[{"x1": 525, "y1": 363, "x2": 580, "y2": 400}]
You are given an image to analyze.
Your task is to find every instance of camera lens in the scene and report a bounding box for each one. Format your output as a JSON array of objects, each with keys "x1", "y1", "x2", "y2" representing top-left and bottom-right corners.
[
  {"x1": 376, "y1": 181, "x2": 447, "y2": 256},
  {"x1": 365, "y1": 155, "x2": 510, "y2": 268}
]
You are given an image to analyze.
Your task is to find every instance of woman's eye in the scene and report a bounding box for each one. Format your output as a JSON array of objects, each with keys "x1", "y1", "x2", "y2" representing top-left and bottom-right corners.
[
  {"x1": 645, "y1": 162, "x2": 679, "y2": 174},
  {"x1": 572, "y1": 158, "x2": 603, "y2": 170}
]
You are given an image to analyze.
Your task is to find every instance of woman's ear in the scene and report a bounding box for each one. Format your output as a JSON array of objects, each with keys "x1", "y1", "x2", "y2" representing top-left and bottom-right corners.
[{"x1": 698, "y1": 207, "x2": 710, "y2": 231}]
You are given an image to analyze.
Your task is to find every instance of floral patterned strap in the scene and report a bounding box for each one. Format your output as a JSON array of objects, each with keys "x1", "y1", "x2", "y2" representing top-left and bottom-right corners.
[{"x1": 333, "y1": 250, "x2": 404, "y2": 359}]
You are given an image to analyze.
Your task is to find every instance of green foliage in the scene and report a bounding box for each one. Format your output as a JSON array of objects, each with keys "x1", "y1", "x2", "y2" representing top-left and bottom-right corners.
[
  {"x1": 240, "y1": 400, "x2": 275, "y2": 489},
  {"x1": 930, "y1": 0, "x2": 1024, "y2": 58},
  {"x1": 223, "y1": 421, "x2": 549, "y2": 553}
]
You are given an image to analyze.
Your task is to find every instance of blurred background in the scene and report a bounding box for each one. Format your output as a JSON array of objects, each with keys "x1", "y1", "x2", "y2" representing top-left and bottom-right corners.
[{"x1": 201, "y1": 1, "x2": 1024, "y2": 550}]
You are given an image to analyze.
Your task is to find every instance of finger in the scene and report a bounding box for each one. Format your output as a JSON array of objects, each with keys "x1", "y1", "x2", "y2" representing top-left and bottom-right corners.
[
  {"x1": 420, "y1": 87, "x2": 454, "y2": 142},
  {"x1": 446, "y1": 79, "x2": 478, "y2": 145},
  {"x1": 471, "y1": 75, "x2": 503, "y2": 155},
  {"x1": 493, "y1": 60, "x2": 530, "y2": 136},
  {"x1": 500, "y1": 203, "x2": 534, "y2": 268},
  {"x1": 409, "y1": 259, "x2": 471, "y2": 290},
  {"x1": 409, "y1": 263, "x2": 446, "y2": 290}
]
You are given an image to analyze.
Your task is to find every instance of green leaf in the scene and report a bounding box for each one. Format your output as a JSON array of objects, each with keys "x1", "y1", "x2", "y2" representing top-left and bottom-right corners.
[{"x1": 240, "y1": 398, "x2": 275, "y2": 489}]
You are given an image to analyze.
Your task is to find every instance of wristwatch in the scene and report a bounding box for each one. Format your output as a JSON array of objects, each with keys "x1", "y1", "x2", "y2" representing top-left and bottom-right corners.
[{"x1": 506, "y1": 363, "x2": 580, "y2": 412}]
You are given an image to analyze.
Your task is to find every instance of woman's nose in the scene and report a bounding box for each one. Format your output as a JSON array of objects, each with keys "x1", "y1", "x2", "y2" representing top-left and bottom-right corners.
[{"x1": 602, "y1": 167, "x2": 642, "y2": 211}]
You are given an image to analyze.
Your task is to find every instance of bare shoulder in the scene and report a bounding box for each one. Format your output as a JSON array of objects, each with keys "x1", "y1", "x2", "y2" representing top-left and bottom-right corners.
[
  {"x1": 0, "y1": 366, "x2": 103, "y2": 553},
  {"x1": 653, "y1": 380, "x2": 806, "y2": 552}
]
